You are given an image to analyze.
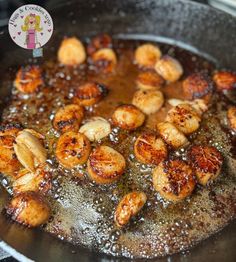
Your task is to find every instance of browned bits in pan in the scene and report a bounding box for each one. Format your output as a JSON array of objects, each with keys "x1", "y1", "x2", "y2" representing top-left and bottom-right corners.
[
  {"x1": 6, "y1": 191, "x2": 50, "y2": 227},
  {"x1": 91, "y1": 48, "x2": 117, "y2": 73},
  {"x1": 0, "y1": 123, "x2": 23, "y2": 176},
  {"x1": 213, "y1": 71, "x2": 236, "y2": 91},
  {"x1": 53, "y1": 104, "x2": 84, "y2": 133},
  {"x1": 111, "y1": 104, "x2": 145, "y2": 131},
  {"x1": 227, "y1": 106, "x2": 236, "y2": 131},
  {"x1": 134, "y1": 133, "x2": 167, "y2": 165},
  {"x1": 87, "y1": 33, "x2": 112, "y2": 55},
  {"x1": 87, "y1": 145, "x2": 126, "y2": 184},
  {"x1": 57, "y1": 37, "x2": 86, "y2": 66},
  {"x1": 56, "y1": 131, "x2": 91, "y2": 169},
  {"x1": 152, "y1": 159, "x2": 196, "y2": 202},
  {"x1": 132, "y1": 89, "x2": 164, "y2": 115},
  {"x1": 135, "y1": 44, "x2": 162, "y2": 68},
  {"x1": 187, "y1": 145, "x2": 223, "y2": 186},
  {"x1": 12, "y1": 164, "x2": 52, "y2": 195},
  {"x1": 136, "y1": 70, "x2": 164, "y2": 90},
  {"x1": 166, "y1": 104, "x2": 201, "y2": 135},
  {"x1": 73, "y1": 82, "x2": 108, "y2": 106},
  {"x1": 157, "y1": 121, "x2": 189, "y2": 149},
  {"x1": 182, "y1": 73, "x2": 214, "y2": 100},
  {"x1": 155, "y1": 55, "x2": 183, "y2": 82},
  {"x1": 114, "y1": 191, "x2": 147, "y2": 227},
  {"x1": 14, "y1": 66, "x2": 43, "y2": 94}
]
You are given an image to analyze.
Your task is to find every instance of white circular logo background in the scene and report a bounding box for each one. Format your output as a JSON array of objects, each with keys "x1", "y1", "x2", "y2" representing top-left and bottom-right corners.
[{"x1": 8, "y1": 4, "x2": 53, "y2": 49}]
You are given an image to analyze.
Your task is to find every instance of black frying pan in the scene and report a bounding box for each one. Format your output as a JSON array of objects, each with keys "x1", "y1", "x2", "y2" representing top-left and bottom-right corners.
[{"x1": 0, "y1": 0, "x2": 236, "y2": 261}]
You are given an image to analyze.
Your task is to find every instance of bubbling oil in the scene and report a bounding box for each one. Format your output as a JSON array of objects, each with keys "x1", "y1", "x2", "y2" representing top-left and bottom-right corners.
[{"x1": 0, "y1": 39, "x2": 236, "y2": 258}]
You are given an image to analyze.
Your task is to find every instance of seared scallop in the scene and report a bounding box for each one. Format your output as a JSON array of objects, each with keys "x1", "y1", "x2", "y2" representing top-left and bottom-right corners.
[
  {"x1": 136, "y1": 70, "x2": 164, "y2": 90},
  {"x1": 135, "y1": 44, "x2": 162, "y2": 68},
  {"x1": 13, "y1": 164, "x2": 52, "y2": 195},
  {"x1": 132, "y1": 89, "x2": 164, "y2": 115},
  {"x1": 153, "y1": 159, "x2": 196, "y2": 202},
  {"x1": 87, "y1": 33, "x2": 112, "y2": 55},
  {"x1": 0, "y1": 123, "x2": 22, "y2": 176},
  {"x1": 87, "y1": 145, "x2": 126, "y2": 184},
  {"x1": 227, "y1": 106, "x2": 236, "y2": 131},
  {"x1": 56, "y1": 131, "x2": 91, "y2": 169},
  {"x1": 58, "y1": 37, "x2": 86, "y2": 66},
  {"x1": 188, "y1": 145, "x2": 223, "y2": 186},
  {"x1": 53, "y1": 104, "x2": 84, "y2": 133},
  {"x1": 134, "y1": 133, "x2": 167, "y2": 165},
  {"x1": 92, "y1": 48, "x2": 117, "y2": 73},
  {"x1": 213, "y1": 71, "x2": 236, "y2": 91},
  {"x1": 112, "y1": 104, "x2": 145, "y2": 130},
  {"x1": 73, "y1": 82, "x2": 108, "y2": 106},
  {"x1": 182, "y1": 73, "x2": 214, "y2": 100},
  {"x1": 79, "y1": 117, "x2": 111, "y2": 141},
  {"x1": 166, "y1": 104, "x2": 201, "y2": 135},
  {"x1": 14, "y1": 66, "x2": 43, "y2": 94},
  {"x1": 6, "y1": 191, "x2": 50, "y2": 227},
  {"x1": 168, "y1": 98, "x2": 208, "y2": 116},
  {"x1": 114, "y1": 191, "x2": 147, "y2": 227},
  {"x1": 157, "y1": 121, "x2": 189, "y2": 149},
  {"x1": 155, "y1": 55, "x2": 183, "y2": 82}
]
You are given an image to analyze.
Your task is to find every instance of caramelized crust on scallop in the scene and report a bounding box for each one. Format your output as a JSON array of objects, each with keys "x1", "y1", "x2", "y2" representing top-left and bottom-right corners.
[
  {"x1": 87, "y1": 145, "x2": 126, "y2": 184},
  {"x1": 153, "y1": 159, "x2": 196, "y2": 202},
  {"x1": 187, "y1": 145, "x2": 223, "y2": 185},
  {"x1": 227, "y1": 106, "x2": 236, "y2": 131},
  {"x1": 213, "y1": 71, "x2": 236, "y2": 91},
  {"x1": 182, "y1": 73, "x2": 214, "y2": 100},
  {"x1": 73, "y1": 82, "x2": 108, "y2": 106},
  {"x1": 6, "y1": 191, "x2": 50, "y2": 227},
  {"x1": 53, "y1": 104, "x2": 84, "y2": 133},
  {"x1": 56, "y1": 131, "x2": 91, "y2": 169},
  {"x1": 87, "y1": 33, "x2": 112, "y2": 55},
  {"x1": 14, "y1": 66, "x2": 43, "y2": 94},
  {"x1": 134, "y1": 133, "x2": 167, "y2": 165}
]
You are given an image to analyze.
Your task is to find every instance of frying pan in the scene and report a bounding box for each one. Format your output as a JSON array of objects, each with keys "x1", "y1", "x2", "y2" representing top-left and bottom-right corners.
[{"x1": 0, "y1": 0, "x2": 236, "y2": 261}]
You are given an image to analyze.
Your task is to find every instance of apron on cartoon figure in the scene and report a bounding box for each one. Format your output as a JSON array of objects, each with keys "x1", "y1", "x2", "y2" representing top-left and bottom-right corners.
[{"x1": 22, "y1": 13, "x2": 42, "y2": 49}]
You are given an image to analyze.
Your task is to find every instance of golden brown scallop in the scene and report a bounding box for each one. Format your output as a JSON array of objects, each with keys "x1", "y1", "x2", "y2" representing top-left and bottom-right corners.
[
  {"x1": 182, "y1": 73, "x2": 214, "y2": 100},
  {"x1": 136, "y1": 70, "x2": 164, "y2": 90},
  {"x1": 87, "y1": 145, "x2": 126, "y2": 184},
  {"x1": 135, "y1": 44, "x2": 162, "y2": 68},
  {"x1": 6, "y1": 191, "x2": 50, "y2": 227},
  {"x1": 87, "y1": 33, "x2": 112, "y2": 55},
  {"x1": 227, "y1": 106, "x2": 236, "y2": 131},
  {"x1": 92, "y1": 48, "x2": 117, "y2": 73},
  {"x1": 153, "y1": 159, "x2": 196, "y2": 202},
  {"x1": 187, "y1": 145, "x2": 223, "y2": 186},
  {"x1": 132, "y1": 89, "x2": 164, "y2": 115},
  {"x1": 14, "y1": 66, "x2": 43, "y2": 94},
  {"x1": 114, "y1": 191, "x2": 147, "y2": 227},
  {"x1": 73, "y1": 82, "x2": 108, "y2": 106},
  {"x1": 57, "y1": 37, "x2": 86, "y2": 66},
  {"x1": 213, "y1": 71, "x2": 236, "y2": 91},
  {"x1": 111, "y1": 104, "x2": 145, "y2": 131},
  {"x1": 157, "y1": 121, "x2": 189, "y2": 149},
  {"x1": 56, "y1": 131, "x2": 91, "y2": 169},
  {"x1": 53, "y1": 104, "x2": 84, "y2": 133},
  {"x1": 134, "y1": 133, "x2": 167, "y2": 165},
  {"x1": 166, "y1": 104, "x2": 201, "y2": 135},
  {"x1": 154, "y1": 55, "x2": 183, "y2": 82},
  {"x1": 0, "y1": 123, "x2": 22, "y2": 176}
]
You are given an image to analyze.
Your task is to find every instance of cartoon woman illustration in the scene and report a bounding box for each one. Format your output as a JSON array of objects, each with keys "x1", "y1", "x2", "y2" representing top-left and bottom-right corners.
[{"x1": 21, "y1": 13, "x2": 42, "y2": 49}]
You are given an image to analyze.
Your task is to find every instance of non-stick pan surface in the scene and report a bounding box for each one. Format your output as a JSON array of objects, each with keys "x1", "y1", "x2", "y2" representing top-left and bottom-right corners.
[{"x1": 0, "y1": 0, "x2": 236, "y2": 261}]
